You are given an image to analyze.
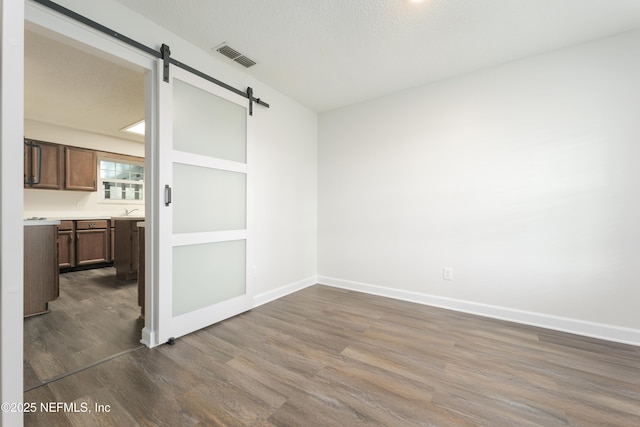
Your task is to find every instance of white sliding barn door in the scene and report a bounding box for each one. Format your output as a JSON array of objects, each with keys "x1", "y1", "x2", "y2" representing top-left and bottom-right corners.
[{"x1": 156, "y1": 62, "x2": 252, "y2": 343}]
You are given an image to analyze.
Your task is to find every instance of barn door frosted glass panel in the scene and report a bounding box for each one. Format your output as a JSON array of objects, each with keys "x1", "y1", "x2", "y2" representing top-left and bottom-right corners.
[
  {"x1": 172, "y1": 163, "x2": 245, "y2": 234},
  {"x1": 172, "y1": 240, "x2": 246, "y2": 316},
  {"x1": 173, "y1": 79, "x2": 246, "y2": 162}
]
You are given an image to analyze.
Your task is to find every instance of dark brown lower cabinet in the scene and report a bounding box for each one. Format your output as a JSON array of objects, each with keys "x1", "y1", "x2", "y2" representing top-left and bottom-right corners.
[
  {"x1": 114, "y1": 219, "x2": 140, "y2": 280},
  {"x1": 57, "y1": 220, "x2": 75, "y2": 268},
  {"x1": 138, "y1": 224, "x2": 145, "y2": 318},
  {"x1": 24, "y1": 224, "x2": 59, "y2": 317},
  {"x1": 76, "y1": 220, "x2": 109, "y2": 265},
  {"x1": 110, "y1": 225, "x2": 115, "y2": 262},
  {"x1": 59, "y1": 219, "x2": 110, "y2": 270}
]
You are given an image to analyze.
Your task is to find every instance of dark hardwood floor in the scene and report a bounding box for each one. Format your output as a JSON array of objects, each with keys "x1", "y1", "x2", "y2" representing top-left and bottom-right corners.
[
  {"x1": 24, "y1": 267, "x2": 144, "y2": 390},
  {"x1": 24, "y1": 285, "x2": 640, "y2": 426}
]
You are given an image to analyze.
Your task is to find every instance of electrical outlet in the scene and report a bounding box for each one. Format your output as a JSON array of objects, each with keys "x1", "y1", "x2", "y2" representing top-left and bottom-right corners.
[{"x1": 443, "y1": 266, "x2": 454, "y2": 281}]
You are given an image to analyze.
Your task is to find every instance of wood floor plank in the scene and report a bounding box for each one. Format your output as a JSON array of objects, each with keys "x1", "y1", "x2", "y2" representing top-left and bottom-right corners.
[
  {"x1": 64, "y1": 388, "x2": 141, "y2": 427},
  {"x1": 23, "y1": 386, "x2": 72, "y2": 427},
  {"x1": 246, "y1": 310, "x2": 353, "y2": 356},
  {"x1": 24, "y1": 267, "x2": 143, "y2": 389},
  {"x1": 311, "y1": 360, "x2": 450, "y2": 426},
  {"x1": 24, "y1": 284, "x2": 640, "y2": 426},
  {"x1": 46, "y1": 367, "x2": 107, "y2": 403},
  {"x1": 90, "y1": 353, "x2": 201, "y2": 426}
]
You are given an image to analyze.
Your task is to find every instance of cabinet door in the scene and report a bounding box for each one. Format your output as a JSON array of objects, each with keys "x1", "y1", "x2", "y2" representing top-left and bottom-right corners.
[
  {"x1": 65, "y1": 146, "x2": 97, "y2": 191},
  {"x1": 131, "y1": 228, "x2": 139, "y2": 273},
  {"x1": 110, "y1": 226, "x2": 115, "y2": 262},
  {"x1": 24, "y1": 142, "x2": 29, "y2": 186},
  {"x1": 76, "y1": 228, "x2": 108, "y2": 265},
  {"x1": 58, "y1": 221, "x2": 75, "y2": 268},
  {"x1": 138, "y1": 226, "x2": 145, "y2": 316},
  {"x1": 114, "y1": 220, "x2": 139, "y2": 280},
  {"x1": 32, "y1": 142, "x2": 63, "y2": 189},
  {"x1": 58, "y1": 230, "x2": 75, "y2": 268},
  {"x1": 24, "y1": 225, "x2": 58, "y2": 317},
  {"x1": 24, "y1": 140, "x2": 63, "y2": 189}
]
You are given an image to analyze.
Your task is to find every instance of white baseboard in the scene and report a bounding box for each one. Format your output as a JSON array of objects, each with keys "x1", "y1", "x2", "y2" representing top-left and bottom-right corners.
[
  {"x1": 253, "y1": 276, "x2": 317, "y2": 308},
  {"x1": 317, "y1": 276, "x2": 640, "y2": 347}
]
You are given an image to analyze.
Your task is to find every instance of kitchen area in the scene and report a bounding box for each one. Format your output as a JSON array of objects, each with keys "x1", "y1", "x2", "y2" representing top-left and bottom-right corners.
[
  {"x1": 22, "y1": 132, "x2": 147, "y2": 389},
  {"x1": 23, "y1": 27, "x2": 148, "y2": 389}
]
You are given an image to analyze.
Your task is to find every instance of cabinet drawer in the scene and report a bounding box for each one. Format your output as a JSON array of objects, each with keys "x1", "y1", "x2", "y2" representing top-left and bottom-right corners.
[
  {"x1": 58, "y1": 220, "x2": 74, "y2": 231},
  {"x1": 76, "y1": 220, "x2": 108, "y2": 230}
]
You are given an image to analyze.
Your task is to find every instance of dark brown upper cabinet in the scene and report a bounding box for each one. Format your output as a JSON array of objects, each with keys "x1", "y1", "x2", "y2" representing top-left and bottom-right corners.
[
  {"x1": 64, "y1": 146, "x2": 97, "y2": 191},
  {"x1": 23, "y1": 139, "x2": 63, "y2": 190}
]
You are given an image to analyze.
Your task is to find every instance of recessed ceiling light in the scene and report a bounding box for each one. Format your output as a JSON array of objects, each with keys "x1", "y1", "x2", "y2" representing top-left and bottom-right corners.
[{"x1": 122, "y1": 120, "x2": 145, "y2": 136}]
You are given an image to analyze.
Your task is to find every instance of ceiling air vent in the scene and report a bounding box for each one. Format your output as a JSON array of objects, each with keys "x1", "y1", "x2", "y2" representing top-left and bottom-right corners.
[
  {"x1": 234, "y1": 56, "x2": 256, "y2": 68},
  {"x1": 214, "y1": 43, "x2": 257, "y2": 68}
]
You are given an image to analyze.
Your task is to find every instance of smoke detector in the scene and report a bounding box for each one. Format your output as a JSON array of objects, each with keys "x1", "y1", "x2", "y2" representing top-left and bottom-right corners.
[{"x1": 213, "y1": 43, "x2": 257, "y2": 68}]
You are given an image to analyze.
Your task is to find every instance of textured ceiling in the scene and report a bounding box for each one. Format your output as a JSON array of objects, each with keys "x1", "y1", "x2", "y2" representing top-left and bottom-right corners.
[
  {"x1": 25, "y1": 0, "x2": 640, "y2": 141},
  {"x1": 24, "y1": 29, "x2": 145, "y2": 143},
  {"x1": 110, "y1": 0, "x2": 640, "y2": 112}
]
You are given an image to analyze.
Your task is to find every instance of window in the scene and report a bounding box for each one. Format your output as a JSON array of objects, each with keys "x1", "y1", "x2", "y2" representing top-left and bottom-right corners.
[{"x1": 99, "y1": 158, "x2": 144, "y2": 201}]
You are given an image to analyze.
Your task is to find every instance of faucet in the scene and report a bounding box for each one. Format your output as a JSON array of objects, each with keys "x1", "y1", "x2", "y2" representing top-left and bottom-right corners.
[{"x1": 124, "y1": 208, "x2": 140, "y2": 216}]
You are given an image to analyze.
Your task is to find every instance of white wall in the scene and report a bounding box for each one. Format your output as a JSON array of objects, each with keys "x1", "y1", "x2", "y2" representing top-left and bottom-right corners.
[
  {"x1": 319, "y1": 30, "x2": 640, "y2": 342},
  {"x1": 25, "y1": 118, "x2": 145, "y2": 156},
  {"x1": 250, "y1": 91, "x2": 318, "y2": 298},
  {"x1": 24, "y1": 119, "x2": 146, "y2": 218},
  {"x1": 45, "y1": 0, "x2": 318, "y2": 298}
]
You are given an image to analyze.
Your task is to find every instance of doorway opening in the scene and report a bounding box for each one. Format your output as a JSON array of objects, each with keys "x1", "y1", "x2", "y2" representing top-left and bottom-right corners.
[{"x1": 23, "y1": 24, "x2": 149, "y2": 391}]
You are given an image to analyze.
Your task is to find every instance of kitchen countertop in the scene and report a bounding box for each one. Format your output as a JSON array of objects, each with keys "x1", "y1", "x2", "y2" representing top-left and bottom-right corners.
[
  {"x1": 23, "y1": 215, "x2": 146, "y2": 226},
  {"x1": 25, "y1": 216, "x2": 146, "y2": 221},
  {"x1": 41, "y1": 216, "x2": 113, "y2": 221},
  {"x1": 23, "y1": 219, "x2": 61, "y2": 226}
]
